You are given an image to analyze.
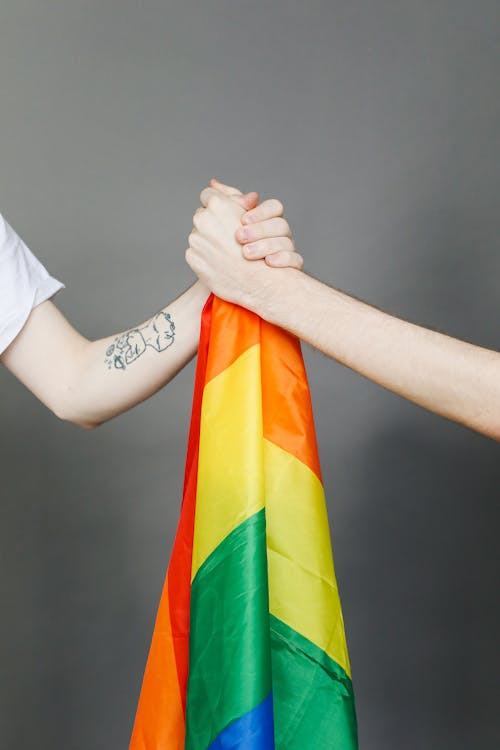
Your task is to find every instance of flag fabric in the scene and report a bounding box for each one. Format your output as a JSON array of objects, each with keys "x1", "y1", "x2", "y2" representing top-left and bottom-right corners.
[{"x1": 129, "y1": 294, "x2": 358, "y2": 750}]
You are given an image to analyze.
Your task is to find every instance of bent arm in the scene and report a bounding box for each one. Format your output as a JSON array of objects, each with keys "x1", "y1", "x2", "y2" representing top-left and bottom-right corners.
[
  {"x1": 1, "y1": 282, "x2": 209, "y2": 428},
  {"x1": 244, "y1": 270, "x2": 500, "y2": 441}
]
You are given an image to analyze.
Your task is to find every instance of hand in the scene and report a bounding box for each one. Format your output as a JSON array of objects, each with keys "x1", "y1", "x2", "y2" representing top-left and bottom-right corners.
[
  {"x1": 186, "y1": 179, "x2": 302, "y2": 307},
  {"x1": 209, "y1": 179, "x2": 303, "y2": 270}
]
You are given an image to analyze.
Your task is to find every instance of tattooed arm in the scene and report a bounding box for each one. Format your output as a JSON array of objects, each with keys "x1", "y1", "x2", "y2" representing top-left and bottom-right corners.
[
  {"x1": 104, "y1": 310, "x2": 176, "y2": 371},
  {"x1": 1, "y1": 282, "x2": 208, "y2": 428},
  {"x1": 1, "y1": 182, "x2": 303, "y2": 428}
]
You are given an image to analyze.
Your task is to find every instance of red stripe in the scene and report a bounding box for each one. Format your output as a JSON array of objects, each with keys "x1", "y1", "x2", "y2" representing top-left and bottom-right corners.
[
  {"x1": 129, "y1": 296, "x2": 214, "y2": 749},
  {"x1": 168, "y1": 294, "x2": 214, "y2": 707}
]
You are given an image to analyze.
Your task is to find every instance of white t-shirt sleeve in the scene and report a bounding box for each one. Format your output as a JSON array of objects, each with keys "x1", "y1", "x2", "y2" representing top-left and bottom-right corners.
[{"x1": 0, "y1": 213, "x2": 65, "y2": 355}]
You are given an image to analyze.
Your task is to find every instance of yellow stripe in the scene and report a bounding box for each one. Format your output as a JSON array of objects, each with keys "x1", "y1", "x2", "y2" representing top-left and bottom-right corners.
[
  {"x1": 191, "y1": 344, "x2": 264, "y2": 580},
  {"x1": 191, "y1": 344, "x2": 351, "y2": 677},
  {"x1": 264, "y1": 439, "x2": 351, "y2": 677}
]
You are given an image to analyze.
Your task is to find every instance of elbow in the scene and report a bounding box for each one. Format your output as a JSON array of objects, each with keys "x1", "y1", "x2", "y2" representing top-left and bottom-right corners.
[
  {"x1": 51, "y1": 400, "x2": 102, "y2": 430},
  {"x1": 73, "y1": 418, "x2": 102, "y2": 430},
  {"x1": 57, "y1": 410, "x2": 102, "y2": 430},
  {"x1": 473, "y1": 404, "x2": 500, "y2": 442},
  {"x1": 483, "y1": 418, "x2": 500, "y2": 443}
]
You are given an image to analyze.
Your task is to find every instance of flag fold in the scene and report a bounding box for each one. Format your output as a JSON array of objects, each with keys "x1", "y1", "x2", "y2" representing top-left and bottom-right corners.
[{"x1": 129, "y1": 295, "x2": 358, "y2": 750}]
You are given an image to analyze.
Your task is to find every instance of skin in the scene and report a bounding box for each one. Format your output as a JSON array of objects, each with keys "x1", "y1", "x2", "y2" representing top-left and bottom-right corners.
[
  {"x1": 0, "y1": 183, "x2": 302, "y2": 429},
  {"x1": 186, "y1": 180, "x2": 500, "y2": 442}
]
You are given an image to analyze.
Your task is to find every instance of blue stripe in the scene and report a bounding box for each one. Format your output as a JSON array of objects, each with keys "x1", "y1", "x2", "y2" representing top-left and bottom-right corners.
[{"x1": 207, "y1": 694, "x2": 275, "y2": 750}]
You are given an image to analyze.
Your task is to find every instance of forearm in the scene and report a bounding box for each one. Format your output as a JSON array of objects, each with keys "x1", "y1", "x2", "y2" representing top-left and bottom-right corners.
[
  {"x1": 2, "y1": 281, "x2": 209, "y2": 427},
  {"x1": 246, "y1": 270, "x2": 500, "y2": 440},
  {"x1": 72, "y1": 281, "x2": 208, "y2": 426}
]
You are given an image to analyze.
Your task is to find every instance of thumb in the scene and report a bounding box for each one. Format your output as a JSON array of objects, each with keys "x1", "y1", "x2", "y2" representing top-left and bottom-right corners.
[
  {"x1": 231, "y1": 191, "x2": 259, "y2": 210},
  {"x1": 210, "y1": 178, "x2": 242, "y2": 196},
  {"x1": 211, "y1": 179, "x2": 259, "y2": 210}
]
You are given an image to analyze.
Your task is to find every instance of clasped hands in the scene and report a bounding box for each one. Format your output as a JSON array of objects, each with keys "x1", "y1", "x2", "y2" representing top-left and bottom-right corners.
[{"x1": 186, "y1": 179, "x2": 303, "y2": 310}]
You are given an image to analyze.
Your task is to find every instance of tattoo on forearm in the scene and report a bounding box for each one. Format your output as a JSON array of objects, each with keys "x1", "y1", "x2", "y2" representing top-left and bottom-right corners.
[{"x1": 105, "y1": 311, "x2": 176, "y2": 370}]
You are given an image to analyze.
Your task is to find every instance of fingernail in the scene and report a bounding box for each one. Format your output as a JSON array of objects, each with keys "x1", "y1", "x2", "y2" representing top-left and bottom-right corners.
[
  {"x1": 237, "y1": 227, "x2": 249, "y2": 241},
  {"x1": 244, "y1": 212, "x2": 256, "y2": 223},
  {"x1": 245, "y1": 243, "x2": 258, "y2": 257}
]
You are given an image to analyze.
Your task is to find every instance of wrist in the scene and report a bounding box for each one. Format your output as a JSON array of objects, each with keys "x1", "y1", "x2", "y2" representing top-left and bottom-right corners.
[
  {"x1": 241, "y1": 267, "x2": 305, "y2": 324},
  {"x1": 183, "y1": 280, "x2": 211, "y2": 310},
  {"x1": 191, "y1": 279, "x2": 210, "y2": 299}
]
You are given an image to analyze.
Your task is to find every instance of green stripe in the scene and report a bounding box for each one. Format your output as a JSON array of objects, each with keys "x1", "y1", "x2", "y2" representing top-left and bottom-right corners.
[
  {"x1": 186, "y1": 509, "x2": 272, "y2": 750},
  {"x1": 270, "y1": 614, "x2": 358, "y2": 749}
]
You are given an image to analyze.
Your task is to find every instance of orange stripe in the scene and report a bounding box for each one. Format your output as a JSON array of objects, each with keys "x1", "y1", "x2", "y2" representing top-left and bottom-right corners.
[
  {"x1": 261, "y1": 320, "x2": 322, "y2": 481},
  {"x1": 129, "y1": 575, "x2": 185, "y2": 750},
  {"x1": 205, "y1": 299, "x2": 260, "y2": 383},
  {"x1": 206, "y1": 299, "x2": 321, "y2": 481}
]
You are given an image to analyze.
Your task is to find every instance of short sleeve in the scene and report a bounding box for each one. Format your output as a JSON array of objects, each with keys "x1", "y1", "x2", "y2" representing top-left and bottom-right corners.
[{"x1": 0, "y1": 213, "x2": 65, "y2": 355}]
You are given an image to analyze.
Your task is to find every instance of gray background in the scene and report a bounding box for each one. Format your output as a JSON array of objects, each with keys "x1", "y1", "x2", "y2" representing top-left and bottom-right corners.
[{"x1": 0, "y1": 1, "x2": 498, "y2": 748}]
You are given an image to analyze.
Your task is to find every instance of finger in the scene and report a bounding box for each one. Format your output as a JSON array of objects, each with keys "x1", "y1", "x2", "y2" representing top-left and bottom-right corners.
[
  {"x1": 187, "y1": 230, "x2": 213, "y2": 259},
  {"x1": 209, "y1": 179, "x2": 259, "y2": 210},
  {"x1": 232, "y1": 191, "x2": 259, "y2": 210},
  {"x1": 209, "y1": 178, "x2": 243, "y2": 196},
  {"x1": 188, "y1": 229, "x2": 206, "y2": 248},
  {"x1": 200, "y1": 187, "x2": 258, "y2": 219},
  {"x1": 200, "y1": 186, "x2": 226, "y2": 208},
  {"x1": 185, "y1": 246, "x2": 200, "y2": 273},
  {"x1": 192, "y1": 209, "x2": 203, "y2": 231},
  {"x1": 192, "y1": 208, "x2": 212, "y2": 232},
  {"x1": 235, "y1": 217, "x2": 291, "y2": 244},
  {"x1": 193, "y1": 203, "x2": 233, "y2": 242},
  {"x1": 241, "y1": 198, "x2": 284, "y2": 225},
  {"x1": 265, "y1": 250, "x2": 304, "y2": 270},
  {"x1": 241, "y1": 236, "x2": 294, "y2": 260},
  {"x1": 209, "y1": 184, "x2": 258, "y2": 212}
]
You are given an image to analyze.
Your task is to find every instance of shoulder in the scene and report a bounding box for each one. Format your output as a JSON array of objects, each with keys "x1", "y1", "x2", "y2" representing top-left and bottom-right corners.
[
  {"x1": 0, "y1": 212, "x2": 57, "y2": 284},
  {"x1": 0, "y1": 211, "x2": 31, "y2": 266},
  {"x1": 0, "y1": 212, "x2": 15, "y2": 254},
  {"x1": 0, "y1": 212, "x2": 64, "y2": 355}
]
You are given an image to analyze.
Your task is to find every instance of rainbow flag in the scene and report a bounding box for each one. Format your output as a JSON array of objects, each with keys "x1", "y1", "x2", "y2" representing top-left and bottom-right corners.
[{"x1": 129, "y1": 295, "x2": 358, "y2": 749}]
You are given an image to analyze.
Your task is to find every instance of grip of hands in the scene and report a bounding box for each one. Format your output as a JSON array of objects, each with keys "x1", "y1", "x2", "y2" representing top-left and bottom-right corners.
[{"x1": 186, "y1": 178, "x2": 303, "y2": 307}]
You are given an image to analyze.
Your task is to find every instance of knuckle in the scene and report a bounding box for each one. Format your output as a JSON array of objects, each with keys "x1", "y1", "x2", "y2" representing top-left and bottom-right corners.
[
  {"x1": 208, "y1": 193, "x2": 223, "y2": 210},
  {"x1": 199, "y1": 188, "x2": 210, "y2": 206},
  {"x1": 271, "y1": 198, "x2": 284, "y2": 215},
  {"x1": 244, "y1": 209, "x2": 257, "y2": 223},
  {"x1": 189, "y1": 231, "x2": 202, "y2": 247},
  {"x1": 244, "y1": 239, "x2": 265, "y2": 258},
  {"x1": 193, "y1": 209, "x2": 209, "y2": 231},
  {"x1": 265, "y1": 251, "x2": 280, "y2": 267},
  {"x1": 275, "y1": 217, "x2": 289, "y2": 234}
]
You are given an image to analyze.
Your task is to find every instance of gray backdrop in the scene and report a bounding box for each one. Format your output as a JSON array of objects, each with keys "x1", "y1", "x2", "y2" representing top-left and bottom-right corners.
[{"x1": 0, "y1": 1, "x2": 498, "y2": 748}]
